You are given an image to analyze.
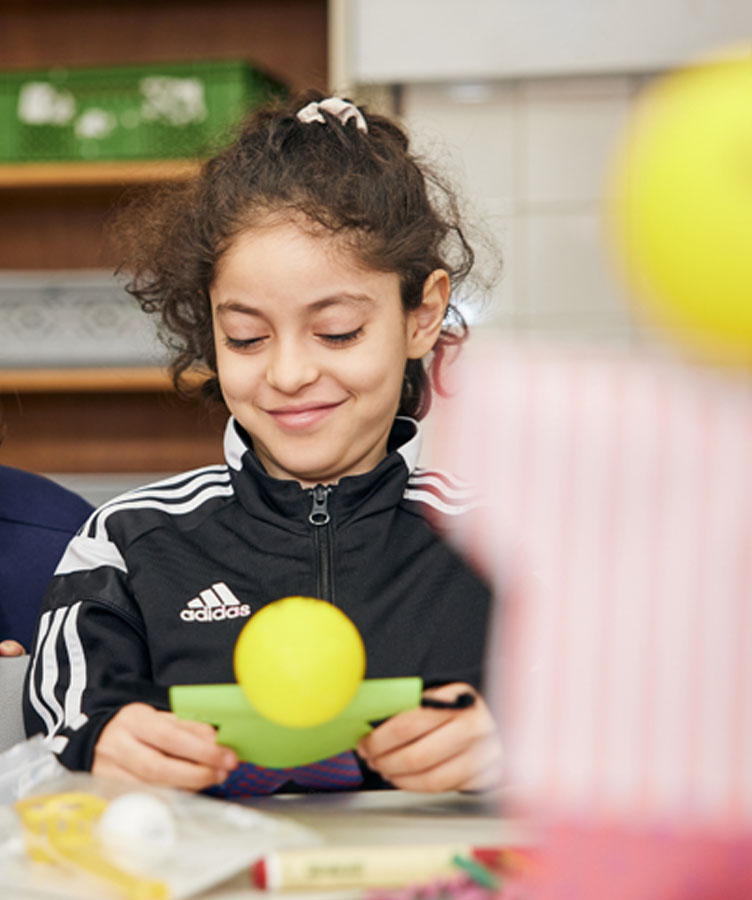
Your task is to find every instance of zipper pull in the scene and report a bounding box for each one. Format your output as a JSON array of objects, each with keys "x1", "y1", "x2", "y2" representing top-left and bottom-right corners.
[{"x1": 309, "y1": 484, "x2": 331, "y2": 525}]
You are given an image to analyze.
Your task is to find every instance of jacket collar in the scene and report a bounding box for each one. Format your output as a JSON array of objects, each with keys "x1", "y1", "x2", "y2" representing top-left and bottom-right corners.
[{"x1": 223, "y1": 416, "x2": 422, "y2": 528}]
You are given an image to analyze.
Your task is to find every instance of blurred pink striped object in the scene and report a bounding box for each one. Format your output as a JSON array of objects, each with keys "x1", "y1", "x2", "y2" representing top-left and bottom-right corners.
[{"x1": 431, "y1": 340, "x2": 752, "y2": 898}]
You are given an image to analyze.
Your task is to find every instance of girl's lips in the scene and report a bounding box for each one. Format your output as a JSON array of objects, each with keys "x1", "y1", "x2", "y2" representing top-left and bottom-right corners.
[{"x1": 266, "y1": 402, "x2": 344, "y2": 430}]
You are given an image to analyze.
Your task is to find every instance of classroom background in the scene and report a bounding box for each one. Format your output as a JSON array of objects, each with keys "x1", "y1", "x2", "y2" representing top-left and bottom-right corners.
[{"x1": 1, "y1": 0, "x2": 751, "y2": 503}]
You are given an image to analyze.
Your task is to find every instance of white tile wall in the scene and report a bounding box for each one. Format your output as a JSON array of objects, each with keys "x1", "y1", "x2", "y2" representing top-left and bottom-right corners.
[
  {"x1": 520, "y1": 76, "x2": 633, "y2": 208},
  {"x1": 402, "y1": 82, "x2": 520, "y2": 331},
  {"x1": 401, "y1": 74, "x2": 647, "y2": 345},
  {"x1": 401, "y1": 82, "x2": 518, "y2": 213},
  {"x1": 523, "y1": 211, "x2": 634, "y2": 335}
]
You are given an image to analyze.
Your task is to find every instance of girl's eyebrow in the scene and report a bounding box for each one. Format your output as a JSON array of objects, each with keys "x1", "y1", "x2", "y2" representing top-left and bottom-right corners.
[
  {"x1": 215, "y1": 293, "x2": 376, "y2": 316},
  {"x1": 310, "y1": 293, "x2": 375, "y2": 312}
]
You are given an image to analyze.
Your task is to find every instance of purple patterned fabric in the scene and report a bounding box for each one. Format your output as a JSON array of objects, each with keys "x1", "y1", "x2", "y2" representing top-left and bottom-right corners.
[{"x1": 206, "y1": 749, "x2": 364, "y2": 797}]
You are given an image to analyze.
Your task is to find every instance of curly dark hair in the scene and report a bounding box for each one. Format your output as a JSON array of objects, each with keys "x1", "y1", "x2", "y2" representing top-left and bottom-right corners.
[{"x1": 118, "y1": 90, "x2": 478, "y2": 419}]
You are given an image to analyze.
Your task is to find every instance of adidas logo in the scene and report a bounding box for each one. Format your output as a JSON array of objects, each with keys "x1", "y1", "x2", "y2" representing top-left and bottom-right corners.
[{"x1": 179, "y1": 582, "x2": 251, "y2": 623}]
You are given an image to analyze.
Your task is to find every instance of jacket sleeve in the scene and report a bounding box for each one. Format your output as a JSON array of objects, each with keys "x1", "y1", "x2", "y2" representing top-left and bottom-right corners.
[
  {"x1": 424, "y1": 565, "x2": 494, "y2": 693},
  {"x1": 22, "y1": 531, "x2": 168, "y2": 772}
]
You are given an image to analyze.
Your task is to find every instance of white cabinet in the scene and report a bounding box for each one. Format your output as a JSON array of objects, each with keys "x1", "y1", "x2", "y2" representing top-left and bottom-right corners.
[{"x1": 341, "y1": 0, "x2": 752, "y2": 84}]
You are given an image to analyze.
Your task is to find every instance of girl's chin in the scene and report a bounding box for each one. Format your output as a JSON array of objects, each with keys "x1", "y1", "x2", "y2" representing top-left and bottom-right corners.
[{"x1": 257, "y1": 453, "x2": 340, "y2": 485}]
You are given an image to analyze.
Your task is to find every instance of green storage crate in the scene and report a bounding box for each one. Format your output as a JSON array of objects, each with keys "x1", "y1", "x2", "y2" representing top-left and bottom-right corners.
[{"x1": 0, "y1": 60, "x2": 286, "y2": 163}]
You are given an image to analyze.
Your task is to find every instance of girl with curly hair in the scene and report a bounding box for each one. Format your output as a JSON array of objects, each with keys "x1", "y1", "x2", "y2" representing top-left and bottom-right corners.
[{"x1": 24, "y1": 93, "x2": 501, "y2": 796}]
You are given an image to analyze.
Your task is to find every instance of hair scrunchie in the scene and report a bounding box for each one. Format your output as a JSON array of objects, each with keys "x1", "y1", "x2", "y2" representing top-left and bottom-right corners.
[{"x1": 296, "y1": 97, "x2": 368, "y2": 134}]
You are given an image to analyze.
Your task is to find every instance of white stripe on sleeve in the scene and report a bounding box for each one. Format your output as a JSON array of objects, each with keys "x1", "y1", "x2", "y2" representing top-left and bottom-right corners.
[
  {"x1": 28, "y1": 611, "x2": 57, "y2": 737},
  {"x1": 62, "y1": 601, "x2": 89, "y2": 732},
  {"x1": 39, "y1": 607, "x2": 67, "y2": 738},
  {"x1": 408, "y1": 470, "x2": 478, "y2": 499},
  {"x1": 94, "y1": 483, "x2": 235, "y2": 541},
  {"x1": 403, "y1": 488, "x2": 485, "y2": 516},
  {"x1": 55, "y1": 535, "x2": 127, "y2": 576}
]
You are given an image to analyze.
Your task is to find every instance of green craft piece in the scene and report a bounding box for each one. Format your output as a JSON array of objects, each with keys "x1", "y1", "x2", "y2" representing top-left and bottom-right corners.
[{"x1": 169, "y1": 677, "x2": 423, "y2": 769}]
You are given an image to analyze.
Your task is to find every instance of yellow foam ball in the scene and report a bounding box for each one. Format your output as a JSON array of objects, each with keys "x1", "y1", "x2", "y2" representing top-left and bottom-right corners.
[
  {"x1": 234, "y1": 596, "x2": 366, "y2": 728},
  {"x1": 606, "y1": 57, "x2": 752, "y2": 366}
]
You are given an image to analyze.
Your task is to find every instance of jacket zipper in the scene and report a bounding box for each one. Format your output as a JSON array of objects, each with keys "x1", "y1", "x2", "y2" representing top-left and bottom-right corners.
[{"x1": 309, "y1": 484, "x2": 334, "y2": 604}]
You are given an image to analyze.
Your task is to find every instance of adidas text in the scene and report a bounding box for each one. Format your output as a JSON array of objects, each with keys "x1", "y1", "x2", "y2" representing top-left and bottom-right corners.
[
  {"x1": 180, "y1": 582, "x2": 250, "y2": 623},
  {"x1": 180, "y1": 605, "x2": 251, "y2": 622}
]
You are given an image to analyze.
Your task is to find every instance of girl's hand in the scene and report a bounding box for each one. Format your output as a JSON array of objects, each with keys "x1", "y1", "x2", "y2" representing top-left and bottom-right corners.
[
  {"x1": 0, "y1": 639, "x2": 26, "y2": 657},
  {"x1": 92, "y1": 703, "x2": 238, "y2": 791},
  {"x1": 356, "y1": 683, "x2": 502, "y2": 793}
]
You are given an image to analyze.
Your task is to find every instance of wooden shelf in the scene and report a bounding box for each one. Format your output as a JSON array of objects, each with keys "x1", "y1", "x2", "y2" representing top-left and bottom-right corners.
[
  {"x1": 0, "y1": 374, "x2": 226, "y2": 473},
  {"x1": 0, "y1": 159, "x2": 201, "y2": 189},
  {"x1": 0, "y1": 367, "x2": 175, "y2": 393},
  {"x1": 1, "y1": 2, "x2": 327, "y2": 93},
  {"x1": 0, "y1": 0, "x2": 327, "y2": 471}
]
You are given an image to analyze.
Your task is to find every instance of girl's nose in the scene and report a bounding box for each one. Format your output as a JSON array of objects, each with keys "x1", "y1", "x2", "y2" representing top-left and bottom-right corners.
[{"x1": 265, "y1": 338, "x2": 319, "y2": 394}]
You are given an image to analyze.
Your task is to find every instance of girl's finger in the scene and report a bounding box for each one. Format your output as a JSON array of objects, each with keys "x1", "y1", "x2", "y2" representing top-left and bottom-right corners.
[
  {"x1": 387, "y1": 735, "x2": 503, "y2": 793},
  {"x1": 121, "y1": 705, "x2": 237, "y2": 771},
  {"x1": 95, "y1": 728, "x2": 230, "y2": 791},
  {"x1": 91, "y1": 757, "x2": 144, "y2": 785},
  {"x1": 360, "y1": 692, "x2": 495, "y2": 765},
  {"x1": 0, "y1": 639, "x2": 26, "y2": 657},
  {"x1": 358, "y1": 706, "x2": 459, "y2": 761},
  {"x1": 172, "y1": 716, "x2": 222, "y2": 741},
  {"x1": 365, "y1": 708, "x2": 494, "y2": 778}
]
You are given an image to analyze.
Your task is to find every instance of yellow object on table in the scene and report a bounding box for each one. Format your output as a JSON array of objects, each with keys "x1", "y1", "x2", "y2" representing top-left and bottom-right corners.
[{"x1": 15, "y1": 791, "x2": 168, "y2": 900}]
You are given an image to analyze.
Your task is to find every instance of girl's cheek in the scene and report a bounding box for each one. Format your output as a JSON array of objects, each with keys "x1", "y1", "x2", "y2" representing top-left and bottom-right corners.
[{"x1": 216, "y1": 357, "x2": 251, "y2": 396}]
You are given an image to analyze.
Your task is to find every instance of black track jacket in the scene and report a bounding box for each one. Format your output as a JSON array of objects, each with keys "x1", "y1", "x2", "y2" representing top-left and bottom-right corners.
[{"x1": 23, "y1": 417, "x2": 492, "y2": 773}]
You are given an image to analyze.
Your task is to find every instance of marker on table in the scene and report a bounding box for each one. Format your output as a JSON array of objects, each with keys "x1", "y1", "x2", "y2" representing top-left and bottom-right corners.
[
  {"x1": 250, "y1": 844, "x2": 503, "y2": 890},
  {"x1": 420, "y1": 691, "x2": 476, "y2": 710}
]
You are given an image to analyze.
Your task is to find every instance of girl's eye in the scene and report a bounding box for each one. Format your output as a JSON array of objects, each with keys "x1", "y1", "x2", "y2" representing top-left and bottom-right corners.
[
  {"x1": 224, "y1": 336, "x2": 266, "y2": 350},
  {"x1": 318, "y1": 328, "x2": 363, "y2": 345}
]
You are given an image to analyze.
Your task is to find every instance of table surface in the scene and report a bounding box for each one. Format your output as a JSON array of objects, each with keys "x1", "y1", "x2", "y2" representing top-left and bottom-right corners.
[{"x1": 198, "y1": 790, "x2": 527, "y2": 899}]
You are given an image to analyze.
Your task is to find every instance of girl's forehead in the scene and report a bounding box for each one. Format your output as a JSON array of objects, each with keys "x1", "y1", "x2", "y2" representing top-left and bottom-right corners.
[
  {"x1": 212, "y1": 216, "x2": 401, "y2": 307},
  {"x1": 231, "y1": 211, "x2": 341, "y2": 250},
  {"x1": 217, "y1": 215, "x2": 377, "y2": 280}
]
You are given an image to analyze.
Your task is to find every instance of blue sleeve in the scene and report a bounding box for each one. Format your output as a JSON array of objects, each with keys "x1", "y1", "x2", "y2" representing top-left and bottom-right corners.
[{"x1": 0, "y1": 467, "x2": 94, "y2": 648}]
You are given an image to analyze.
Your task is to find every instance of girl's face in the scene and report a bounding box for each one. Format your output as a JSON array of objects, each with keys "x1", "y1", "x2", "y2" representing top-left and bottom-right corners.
[{"x1": 210, "y1": 219, "x2": 447, "y2": 487}]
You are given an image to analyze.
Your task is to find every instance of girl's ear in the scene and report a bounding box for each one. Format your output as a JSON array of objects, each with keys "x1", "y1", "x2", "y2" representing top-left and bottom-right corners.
[{"x1": 406, "y1": 269, "x2": 451, "y2": 359}]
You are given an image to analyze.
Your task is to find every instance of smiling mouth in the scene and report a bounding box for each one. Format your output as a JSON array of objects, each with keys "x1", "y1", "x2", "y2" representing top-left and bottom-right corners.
[{"x1": 266, "y1": 401, "x2": 345, "y2": 430}]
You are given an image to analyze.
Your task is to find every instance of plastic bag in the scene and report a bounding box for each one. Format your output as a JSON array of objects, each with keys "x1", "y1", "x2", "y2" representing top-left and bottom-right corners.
[
  {"x1": 0, "y1": 737, "x2": 318, "y2": 899},
  {"x1": 0, "y1": 734, "x2": 66, "y2": 805}
]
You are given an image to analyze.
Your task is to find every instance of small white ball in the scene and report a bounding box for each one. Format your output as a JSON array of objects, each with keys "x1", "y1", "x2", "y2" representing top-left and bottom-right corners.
[{"x1": 97, "y1": 792, "x2": 177, "y2": 870}]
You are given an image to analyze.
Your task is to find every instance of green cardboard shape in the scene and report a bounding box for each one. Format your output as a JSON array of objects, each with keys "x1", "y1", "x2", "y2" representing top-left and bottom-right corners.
[{"x1": 169, "y1": 677, "x2": 422, "y2": 768}]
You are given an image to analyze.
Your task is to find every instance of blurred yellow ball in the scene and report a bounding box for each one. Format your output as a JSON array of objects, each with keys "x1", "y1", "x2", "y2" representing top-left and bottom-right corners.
[
  {"x1": 606, "y1": 57, "x2": 752, "y2": 366},
  {"x1": 234, "y1": 596, "x2": 366, "y2": 728}
]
